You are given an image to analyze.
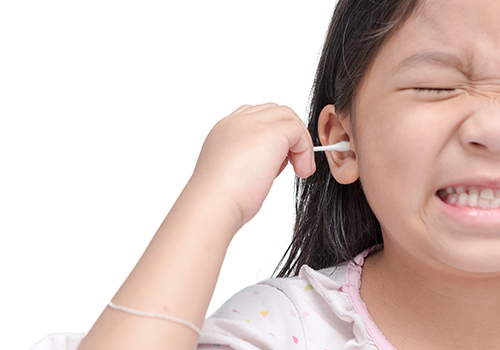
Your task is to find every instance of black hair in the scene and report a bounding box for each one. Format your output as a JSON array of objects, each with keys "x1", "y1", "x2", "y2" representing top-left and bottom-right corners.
[{"x1": 276, "y1": 0, "x2": 422, "y2": 277}]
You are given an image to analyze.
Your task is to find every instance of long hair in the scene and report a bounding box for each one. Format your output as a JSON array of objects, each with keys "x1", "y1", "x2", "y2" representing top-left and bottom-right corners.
[{"x1": 276, "y1": 0, "x2": 422, "y2": 277}]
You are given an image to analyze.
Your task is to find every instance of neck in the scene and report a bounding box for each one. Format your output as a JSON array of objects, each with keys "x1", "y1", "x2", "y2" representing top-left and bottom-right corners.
[{"x1": 360, "y1": 242, "x2": 500, "y2": 349}]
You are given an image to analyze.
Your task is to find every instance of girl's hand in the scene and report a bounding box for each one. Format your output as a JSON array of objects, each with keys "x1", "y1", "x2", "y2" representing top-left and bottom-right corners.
[
  {"x1": 77, "y1": 104, "x2": 314, "y2": 350},
  {"x1": 190, "y1": 103, "x2": 316, "y2": 228}
]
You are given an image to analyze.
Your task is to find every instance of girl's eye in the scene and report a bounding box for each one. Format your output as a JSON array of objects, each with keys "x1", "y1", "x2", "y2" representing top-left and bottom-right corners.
[{"x1": 413, "y1": 88, "x2": 457, "y2": 94}]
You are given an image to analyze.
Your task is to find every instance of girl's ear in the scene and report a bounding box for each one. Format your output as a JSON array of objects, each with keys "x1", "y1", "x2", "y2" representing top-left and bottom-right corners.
[{"x1": 318, "y1": 104, "x2": 359, "y2": 184}]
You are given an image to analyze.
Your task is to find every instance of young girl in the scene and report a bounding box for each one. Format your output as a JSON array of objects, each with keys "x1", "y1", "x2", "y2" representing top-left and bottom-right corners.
[{"x1": 33, "y1": 0, "x2": 500, "y2": 348}]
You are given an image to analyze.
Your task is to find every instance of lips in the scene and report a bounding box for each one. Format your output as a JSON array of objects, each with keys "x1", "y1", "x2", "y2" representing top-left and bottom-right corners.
[{"x1": 437, "y1": 186, "x2": 500, "y2": 209}]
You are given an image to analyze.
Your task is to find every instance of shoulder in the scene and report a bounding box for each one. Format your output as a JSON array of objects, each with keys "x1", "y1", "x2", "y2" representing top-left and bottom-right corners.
[
  {"x1": 199, "y1": 282, "x2": 306, "y2": 349},
  {"x1": 199, "y1": 262, "x2": 379, "y2": 349}
]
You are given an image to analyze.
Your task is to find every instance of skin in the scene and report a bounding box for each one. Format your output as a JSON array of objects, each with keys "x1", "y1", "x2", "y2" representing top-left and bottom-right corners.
[
  {"x1": 320, "y1": 0, "x2": 500, "y2": 348},
  {"x1": 78, "y1": 0, "x2": 500, "y2": 349},
  {"x1": 77, "y1": 104, "x2": 315, "y2": 350}
]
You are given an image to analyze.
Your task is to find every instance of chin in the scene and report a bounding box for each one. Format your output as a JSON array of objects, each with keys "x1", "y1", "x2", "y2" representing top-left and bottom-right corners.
[{"x1": 435, "y1": 244, "x2": 500, "y2": 275}]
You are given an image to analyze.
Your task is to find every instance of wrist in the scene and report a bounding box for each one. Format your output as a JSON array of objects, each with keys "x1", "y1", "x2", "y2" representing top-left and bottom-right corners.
[{"x1": 182, "y1": 174, "x2": 247, "y2": 234}]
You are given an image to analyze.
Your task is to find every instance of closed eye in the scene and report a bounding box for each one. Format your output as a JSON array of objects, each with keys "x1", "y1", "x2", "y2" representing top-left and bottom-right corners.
[{"x1": 413, "y1": 87, "x2": 457, "y2": 94}]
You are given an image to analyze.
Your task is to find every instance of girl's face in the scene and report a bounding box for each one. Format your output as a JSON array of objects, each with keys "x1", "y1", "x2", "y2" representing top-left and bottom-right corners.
[{"x1": 355, "y1": 0, "x2": 500, "y2": 274}]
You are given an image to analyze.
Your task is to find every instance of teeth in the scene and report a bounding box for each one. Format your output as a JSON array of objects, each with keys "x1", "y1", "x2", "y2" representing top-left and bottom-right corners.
[
  {"x1": 469, "y1": 189, "x2": 479, "y2": 206},
  {"x1": 458, "y1": 192, "x2": 468, "y2": 206},
  {"x1": 440, "y1": 186, "x2": 500, "y2": 209},
  {"x1": 492, "y1": 198, "x2": 500, "y2": 208},
  {"x1": 479, "y1": 198, "x2": 489, "y2": 209},
  {"x1": 480, "y1": 188, "x2": 494, "y2": 200},
  {"x1": 448, "y1": 193, "x2": 458, "y2": 204}
]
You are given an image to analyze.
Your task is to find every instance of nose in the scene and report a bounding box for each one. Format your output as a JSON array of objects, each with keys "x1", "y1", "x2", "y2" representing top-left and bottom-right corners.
[{"x1": 459, "y1": 104, "x2": 500, "y2": 154}]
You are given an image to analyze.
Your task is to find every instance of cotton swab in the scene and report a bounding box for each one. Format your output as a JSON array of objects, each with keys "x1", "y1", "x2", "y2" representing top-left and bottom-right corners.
[{"x1": 313, "y1": 141, "x2": 350, "y2": 152}]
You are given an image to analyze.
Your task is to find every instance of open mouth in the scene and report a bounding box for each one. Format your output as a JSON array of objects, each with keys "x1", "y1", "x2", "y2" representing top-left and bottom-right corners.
[{"x1": 437, "y1": 186, "x2": 500, "y2": 210}]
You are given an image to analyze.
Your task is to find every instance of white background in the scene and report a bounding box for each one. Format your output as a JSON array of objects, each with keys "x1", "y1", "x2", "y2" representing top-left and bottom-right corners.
[{"x1": 0, "y1": 1, "x2": 336, "y2": 349}]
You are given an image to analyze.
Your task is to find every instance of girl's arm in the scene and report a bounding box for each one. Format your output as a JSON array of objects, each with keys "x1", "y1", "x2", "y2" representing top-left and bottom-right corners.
[{"x1": 77, "y1": 103, "x2": 315, "y2": 350}]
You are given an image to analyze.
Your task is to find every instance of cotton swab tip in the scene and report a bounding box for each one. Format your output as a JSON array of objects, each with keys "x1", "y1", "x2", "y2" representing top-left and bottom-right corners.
[{"x1": 313, "y1": 141, "x2": 351, "y2": 152}]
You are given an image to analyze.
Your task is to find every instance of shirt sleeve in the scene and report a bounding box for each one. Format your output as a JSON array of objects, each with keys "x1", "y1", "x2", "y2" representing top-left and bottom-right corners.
[
  {"x1": 29, "y1": 333, "x2": 85, "y2": 350},
  {"x1": 197, "y1": 283, "x2": 306, "y2": 350},
  {"x1": 30, "y1": 284, "x2": 306, "y2": 350}
]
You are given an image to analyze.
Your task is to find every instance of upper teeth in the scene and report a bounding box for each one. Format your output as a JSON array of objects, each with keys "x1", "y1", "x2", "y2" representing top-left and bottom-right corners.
[{"x1": 441, "y1": 186, "x2": 500, "y2": 209}]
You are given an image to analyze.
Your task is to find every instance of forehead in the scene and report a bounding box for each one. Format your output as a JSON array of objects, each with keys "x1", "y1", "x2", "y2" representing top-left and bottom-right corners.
[{"x1": 374, "y1": 0, "x2": 500, "y2": 79}]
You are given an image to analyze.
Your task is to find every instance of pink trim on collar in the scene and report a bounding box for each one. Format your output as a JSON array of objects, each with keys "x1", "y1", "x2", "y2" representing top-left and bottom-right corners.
[{"x1": 345, "y1": 245, "x2": 396, "y2": 350}]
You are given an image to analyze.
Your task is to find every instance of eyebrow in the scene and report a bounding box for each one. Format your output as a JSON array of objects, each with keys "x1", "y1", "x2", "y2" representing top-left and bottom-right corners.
[{"x1": 395, "y1": 51, "x2": 471, "y2": 77}]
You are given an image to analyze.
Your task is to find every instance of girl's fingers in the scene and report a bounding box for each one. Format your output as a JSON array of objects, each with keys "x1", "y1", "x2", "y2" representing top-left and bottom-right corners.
[
  {"x1": 272, "y1": 118, "x2": 315, "y2": 178},
  {"x1": 194, "y1": 103, "x2": 316, "y2": 223},
  {"x1": 231, "y1": 102, "x2": 280, "y2": 116},
  {"x1": 242, "y1": 104, "x2": 316, "y2": 178},
  {"x1": 229, "y1": 104, "x2": 254, "y2": 115},
  {"x1": 288, "y1": 149, "x2": 316, "y2": 178},
  {"x1": 276, "y1": 156, "x2": 290, "y2": 178}
]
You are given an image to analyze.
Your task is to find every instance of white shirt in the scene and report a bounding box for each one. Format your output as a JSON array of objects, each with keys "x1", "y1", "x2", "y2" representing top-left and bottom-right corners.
[{"x1": 32, "y1": 246, "x2": 394, "y2": 350}]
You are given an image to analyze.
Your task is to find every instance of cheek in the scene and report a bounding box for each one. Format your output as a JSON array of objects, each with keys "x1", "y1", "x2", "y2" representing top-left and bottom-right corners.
[
  {"x1": 354, "y1": 110, "x2": 439, "y2": 232},
  {"x1": 356, "y1": 103, "x2": 446, "y2": 189},
  {"x1": 356, "y1": 115, "x2": 421, "y2": 192},
  {"x1": 356, "y1": 141, "x2": 410, "y2": 233}
]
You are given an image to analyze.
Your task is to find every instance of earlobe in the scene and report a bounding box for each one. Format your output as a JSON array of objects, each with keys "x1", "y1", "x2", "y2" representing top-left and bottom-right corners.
[{"x1": 318, "y1": 104, "x2": 359, "y2": 185}]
